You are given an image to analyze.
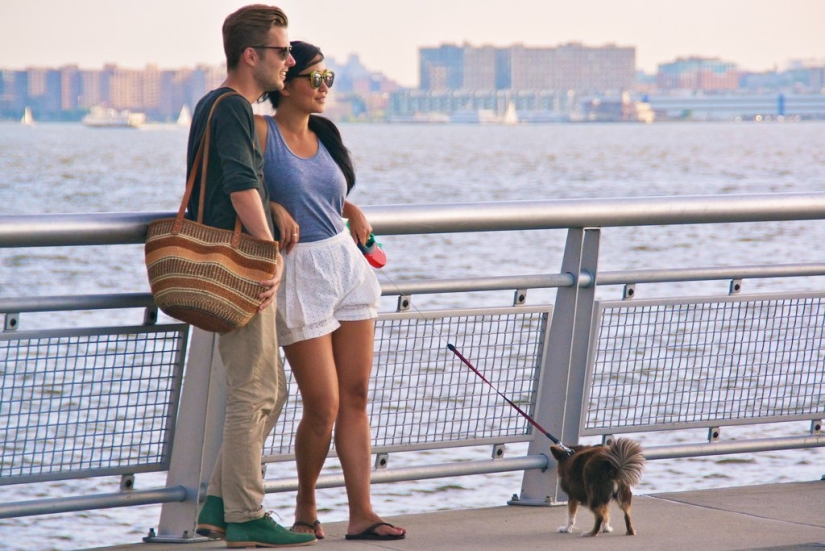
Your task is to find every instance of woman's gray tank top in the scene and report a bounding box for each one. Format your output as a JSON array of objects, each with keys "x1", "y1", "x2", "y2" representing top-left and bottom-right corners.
[{"x1": 262, "y1": 116, "x2": 346, "y2": 242}]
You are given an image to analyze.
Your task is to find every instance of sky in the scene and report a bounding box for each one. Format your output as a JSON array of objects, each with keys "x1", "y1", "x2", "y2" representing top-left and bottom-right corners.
[{"x1": 1, "y1": 0, "x2": 823, "y2": 87}]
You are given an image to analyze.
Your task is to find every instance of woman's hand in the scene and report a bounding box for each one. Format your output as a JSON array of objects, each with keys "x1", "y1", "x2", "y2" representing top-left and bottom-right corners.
[
  {"x1": 343, "y1": 201, "x2": 372, "y2": 247},
  {"x1": 271, "y1": 201, "x2": 300, "y2": 254},
  {"x1": 257, "y1": 251, "x2": 284, "y2": 311}
]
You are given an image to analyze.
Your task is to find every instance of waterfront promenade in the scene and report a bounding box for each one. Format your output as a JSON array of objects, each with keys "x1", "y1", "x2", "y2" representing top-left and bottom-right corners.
[{"x1": 84, "y1": 480, "x2": 825, "y2": 551}]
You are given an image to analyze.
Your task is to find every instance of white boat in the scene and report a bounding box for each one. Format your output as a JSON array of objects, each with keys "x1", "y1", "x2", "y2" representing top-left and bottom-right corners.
[
  {"x1": 20, "y1": 107, "x2": 34, "y2": 126},
  {"x1": 176, "y1": 105, "x2": 192, "y2": 127},
  {"x1": 82, "y1": 106, "x2": 146, "y2": 128}
]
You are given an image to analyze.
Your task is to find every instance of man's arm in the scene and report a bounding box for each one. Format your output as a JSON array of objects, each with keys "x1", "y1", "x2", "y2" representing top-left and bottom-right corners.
[
  {"x1": 212, "y1": 96, "x2": 273, "y2": 241},
  {"x1": 231, "y1": 189, "x2": 282, "y2": 312},
  {"x1": 230, "y1": 189, "x2": 274, "y2": 241}
]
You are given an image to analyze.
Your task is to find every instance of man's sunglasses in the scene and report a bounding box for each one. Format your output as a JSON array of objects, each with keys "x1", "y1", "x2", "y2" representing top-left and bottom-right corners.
[
  {"x1": 295, "y1": 70, "x2": 335, "y2": 89},
  {"x1": 252, "y1": 45, "x2": 292, "y2": 60}
]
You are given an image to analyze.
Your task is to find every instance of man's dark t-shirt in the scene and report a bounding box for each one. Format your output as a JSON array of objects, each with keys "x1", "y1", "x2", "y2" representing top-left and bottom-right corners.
[{"x1": 185, "y1": 87, "x2": 276, "y2": 238}]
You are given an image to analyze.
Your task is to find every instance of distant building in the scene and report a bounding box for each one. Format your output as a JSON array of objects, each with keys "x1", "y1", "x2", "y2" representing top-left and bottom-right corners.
[
  {"x1": 1, "y1": 49, "x2": 822, "y2": 122},
  {"x1": 326, "y1": 53, "x2": 398, "y2": 96},
  {"x1": 420, "y1": 45, "x2": 464, "y2": 91},
  {"x1": 508, "y1": 45, "x2": 553, "y2": 90},
  {"x1": 657, "y1": 57, "x2": 739, "y2": 91},
  {"x1": 0, "y1": 70, "x2": 26, "y2": 114},
  {"x1": 25, "y1": 68, "x2": 62, "y2": 114},
  {"x1": 635, "y1": 70, "x2": 657, "y2": 94},
  {"x1": 59, "y1": 65, "x2": 81, "y2": 111},
  {"x1": 462, "y1": 46, "x2": 497, "y2": 91},
  {"x1": 783, "y1": 59, "x2": 825, "y2": 92},
  {"x1": 110, "y1": 66, "x2": 143, "y2": 110},
  {"x1": 419, "y1": 42, "x2": 635, "y2": 94},
  {"x1": 317, "y1": 54, "x2": 398, "y2": 121},
  {"x1": 0, "y1": 62, "x2": 232, "y2": 121},
  {"x1": 77, "y1": 70, "x2": 103, "y2": 109}
]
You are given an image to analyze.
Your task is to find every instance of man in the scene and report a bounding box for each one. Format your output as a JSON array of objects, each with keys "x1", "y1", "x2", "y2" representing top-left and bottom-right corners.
[{"x1": 187, "y1": 5, "x2": 315, "y2": 548}]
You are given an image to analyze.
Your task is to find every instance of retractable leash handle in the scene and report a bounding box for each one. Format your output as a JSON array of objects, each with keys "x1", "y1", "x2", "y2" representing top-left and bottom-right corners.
[
  {"x1": 446, "y1": 343, "x2": 574, "y2": 457},
  {"x1": 345, "y1": 220, "x2": 387, "y2": 268},
  {"x1": 357, "y1": 232, "x2": 387, "y2": 268}
]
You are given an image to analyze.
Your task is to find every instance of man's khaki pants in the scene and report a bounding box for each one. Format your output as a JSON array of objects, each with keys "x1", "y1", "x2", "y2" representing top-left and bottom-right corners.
[{"x1": 206, "y1": 303, "x2": 287, "y2": 523}]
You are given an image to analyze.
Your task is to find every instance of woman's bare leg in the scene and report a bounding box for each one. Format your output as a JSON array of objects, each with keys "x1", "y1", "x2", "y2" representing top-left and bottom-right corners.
[
  {"x1": 283, "y1": 334, "x2": 338, "y2": 539},
  {"x1": 332, "y1": 320, "x2": 405, "y2": 538}
]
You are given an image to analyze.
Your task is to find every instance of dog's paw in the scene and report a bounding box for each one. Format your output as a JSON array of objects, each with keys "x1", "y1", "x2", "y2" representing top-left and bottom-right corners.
[
  {"x1": 557, "y1": 525, "x2": 574, "y2": 534},
  {"x1": 626, "y1": 529, "x2": 637, "y2": 536},
  {"x1": 602, "y1": 523, "x2": 613, "y2": 533}
]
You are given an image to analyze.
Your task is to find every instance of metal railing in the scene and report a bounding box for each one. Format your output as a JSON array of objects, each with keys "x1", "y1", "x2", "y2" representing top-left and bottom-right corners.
[
  {"x1": 1, "y1": 324, "x2": 188, "y2": 483},
  {"x1": 1, "y1": 193, "x2": 824, "y2": 542}
]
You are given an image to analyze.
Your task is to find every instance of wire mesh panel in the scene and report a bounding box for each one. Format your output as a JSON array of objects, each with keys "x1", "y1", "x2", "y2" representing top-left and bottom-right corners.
[
  {"x1": 0, "y1": 324, "x2": 187, "y2": 484},
  {"x1": 265, "y1": 306, "x2": 550, "y2": 459},
  {"x1": 583, "y1": 292, "x2": 825, "y2": 435}
]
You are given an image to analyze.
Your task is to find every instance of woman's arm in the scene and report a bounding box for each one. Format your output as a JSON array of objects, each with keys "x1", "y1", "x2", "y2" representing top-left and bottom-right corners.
[
  {"x1": 270, "y1": 201, "x2": 300, "y2": 254},
  {"x1": 255, "y1": 114, "x2": 300, "y2": 254},
  {"x1": 253, "y1": 114, "x2": 268, "y2": 153},
  {"x1": 343, "y1": 200, "x2": 372, "y2": 246}
]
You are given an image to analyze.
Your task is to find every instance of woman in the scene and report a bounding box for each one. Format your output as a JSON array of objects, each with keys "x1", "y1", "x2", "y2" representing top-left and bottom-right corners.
[{"x1": 254, "y1": 41, "x2": 406, "y2": 542}]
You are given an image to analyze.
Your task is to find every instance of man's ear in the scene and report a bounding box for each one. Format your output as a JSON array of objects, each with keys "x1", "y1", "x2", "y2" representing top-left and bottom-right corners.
[{"x1": 241, "y1": 46, "x2": 259, "y2": 68}]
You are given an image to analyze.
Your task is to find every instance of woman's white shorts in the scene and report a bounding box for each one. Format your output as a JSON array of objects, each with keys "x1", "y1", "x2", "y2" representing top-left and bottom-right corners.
[{"x1": 276, "y1": 229, "x2": 381, "y2": 346}]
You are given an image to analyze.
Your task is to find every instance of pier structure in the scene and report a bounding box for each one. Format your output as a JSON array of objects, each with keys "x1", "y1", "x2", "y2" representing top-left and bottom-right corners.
[{"x1": 1, "y1": 194, "x2": 824, "y2": 548}]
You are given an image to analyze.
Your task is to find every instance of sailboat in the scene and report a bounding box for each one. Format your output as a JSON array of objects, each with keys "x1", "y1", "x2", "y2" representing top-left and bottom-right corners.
[
  {"x1": 176, "y1": 105, "x2": 192, "y2": 127},
  {"x1": 21, "y1": 107, "x2": 35, "y2": 126},
  {"x1": 503, "y1": 102, "x2": 519, "y2": 125}
]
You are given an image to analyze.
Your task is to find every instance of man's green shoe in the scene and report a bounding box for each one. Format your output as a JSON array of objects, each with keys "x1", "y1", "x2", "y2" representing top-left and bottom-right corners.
[
  {"x1": 196, "y1": 495, "x2": 226, "y2": 539},
  {"x1": 226, "y1": 513, "x2": 316, "y2": 548}
]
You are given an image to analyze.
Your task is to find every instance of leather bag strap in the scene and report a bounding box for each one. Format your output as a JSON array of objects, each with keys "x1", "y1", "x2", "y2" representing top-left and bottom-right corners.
[{"x1": 173, "y1": 91, "x2": 242, "y2": 236}]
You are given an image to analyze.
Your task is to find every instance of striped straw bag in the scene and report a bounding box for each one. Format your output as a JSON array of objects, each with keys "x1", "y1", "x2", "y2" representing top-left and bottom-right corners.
[{"x1": 144, "y1": 92, "x2": 278, "y2": 334}]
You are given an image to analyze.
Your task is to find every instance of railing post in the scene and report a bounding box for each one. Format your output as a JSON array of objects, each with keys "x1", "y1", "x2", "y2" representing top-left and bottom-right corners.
[
  {"x1": 514, "y1": 227, "x2": 600, "y2": 505},
  {"x1": 153, "y1": 328, "x2": 226, "y2": 542}
]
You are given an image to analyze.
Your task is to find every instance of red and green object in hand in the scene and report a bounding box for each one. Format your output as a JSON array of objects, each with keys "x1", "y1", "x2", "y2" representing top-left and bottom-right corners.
[{"x1": 357, "y1": 233, "x2": 387, "y2": 268}]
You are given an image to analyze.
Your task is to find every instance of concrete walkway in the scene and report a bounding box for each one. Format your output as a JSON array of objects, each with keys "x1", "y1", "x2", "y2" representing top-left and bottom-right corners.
[{"x1": 83, "y1": 480, "x2": 825, "y2": 551}]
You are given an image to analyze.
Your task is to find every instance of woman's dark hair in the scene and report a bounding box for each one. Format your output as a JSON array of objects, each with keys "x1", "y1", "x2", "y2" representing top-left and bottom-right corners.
[{"x1": 268, "y1": 40, "x2": 355, "y2": 193}]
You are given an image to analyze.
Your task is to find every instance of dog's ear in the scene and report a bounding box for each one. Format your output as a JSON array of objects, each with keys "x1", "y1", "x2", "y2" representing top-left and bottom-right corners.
[{"x1": 550, "y1": 446, "x2": 568, "y2": 461}]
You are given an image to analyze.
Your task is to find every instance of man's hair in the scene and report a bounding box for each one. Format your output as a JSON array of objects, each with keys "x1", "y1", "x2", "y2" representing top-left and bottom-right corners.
[{"x1": 223, "y1": 5, "x2": 289, "y2": 70}]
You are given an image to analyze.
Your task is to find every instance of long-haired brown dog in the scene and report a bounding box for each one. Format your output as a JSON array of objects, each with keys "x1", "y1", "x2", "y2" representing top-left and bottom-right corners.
[{"x1": 550, "y1": 438, "x2": 645, "y2": 537}]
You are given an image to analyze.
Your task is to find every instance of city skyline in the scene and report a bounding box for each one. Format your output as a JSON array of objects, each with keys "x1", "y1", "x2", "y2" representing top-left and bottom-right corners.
[{"x1": 2, "y1": 0, "x2": 824, "y2": 87}]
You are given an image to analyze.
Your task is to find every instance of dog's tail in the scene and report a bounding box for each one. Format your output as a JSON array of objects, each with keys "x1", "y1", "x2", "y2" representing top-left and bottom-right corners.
[{"x1": 605, "y1": 438, "x2": 645, "y2": 487}]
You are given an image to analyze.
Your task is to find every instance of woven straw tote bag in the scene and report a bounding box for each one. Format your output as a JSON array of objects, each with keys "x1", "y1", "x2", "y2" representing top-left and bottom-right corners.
[{"x1": 144, "y1": 92, "x2": 279, "y2": 333}]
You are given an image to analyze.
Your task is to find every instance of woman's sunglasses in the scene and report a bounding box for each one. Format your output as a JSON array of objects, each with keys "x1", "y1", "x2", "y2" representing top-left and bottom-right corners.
[{"x1": 296, "y1": 70, "x2": 335, "y2": 89}]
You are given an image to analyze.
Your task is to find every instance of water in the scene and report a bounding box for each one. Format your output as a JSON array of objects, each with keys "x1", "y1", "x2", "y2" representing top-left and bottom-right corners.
[{"x1": 1, "y1": 121, "x2": 825, "y2": 550}]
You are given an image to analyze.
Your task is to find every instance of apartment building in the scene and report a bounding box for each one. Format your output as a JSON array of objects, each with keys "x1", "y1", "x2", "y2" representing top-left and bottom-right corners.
[
  {"x1": 419, "y1": 42, "x2": 636, "y2": 94},
  {"x1": 0, "y1": 63, "x2": 229, "y2": 121},
  {"x1": 462, "y1": 45, "x2": 497, "y2": 91},
  {"x1": 420, "y1": 44, "x2": 463, "y2": 91},
  {"x1": 657, "y1": 57, "x2": 739, "y2": 91}
]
